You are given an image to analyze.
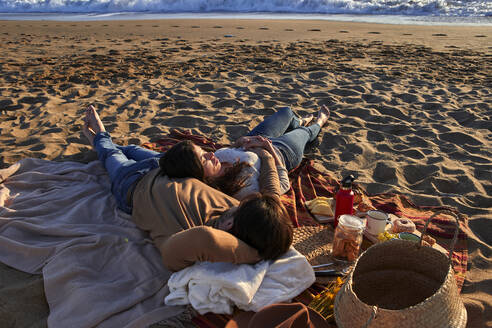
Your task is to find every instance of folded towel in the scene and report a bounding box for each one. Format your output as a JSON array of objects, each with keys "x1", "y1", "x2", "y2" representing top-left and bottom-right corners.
[{"x1": 164, "y1": 247, "x2": 315, "y2": 314}]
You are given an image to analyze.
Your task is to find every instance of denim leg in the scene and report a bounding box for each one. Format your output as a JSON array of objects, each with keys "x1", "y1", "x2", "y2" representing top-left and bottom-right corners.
[
  {"x1": 94, "y1": 132, "x2": 137, "y2": 183},
  {"x1": 271, "y1": 123, "x2": 321, "y2": 171},
  {"x1": 247, "y1": 107, "x2": 300, "y2": 138},
  {"x1": 93, "y1": 132, "x2": 159, "y2": 213},
  {"x1": 117, "y1": 145, "x2": 162, "y2": 161}
]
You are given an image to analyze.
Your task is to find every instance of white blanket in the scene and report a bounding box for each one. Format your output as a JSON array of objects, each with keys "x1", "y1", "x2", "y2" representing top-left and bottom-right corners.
[{"x1": 165, "y1": 247, "x2": 315, "y2": 315}]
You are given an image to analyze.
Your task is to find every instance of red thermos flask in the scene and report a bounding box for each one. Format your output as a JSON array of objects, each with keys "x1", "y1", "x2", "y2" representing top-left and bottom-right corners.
[{"x1": 334, "y1": 175, "x2": 356, "y2": 227}]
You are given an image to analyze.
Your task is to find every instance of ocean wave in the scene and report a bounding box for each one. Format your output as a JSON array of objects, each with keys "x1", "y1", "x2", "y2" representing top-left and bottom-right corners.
[{"x1": 0, "y1": 0, "x2": 490, "y2": 17}]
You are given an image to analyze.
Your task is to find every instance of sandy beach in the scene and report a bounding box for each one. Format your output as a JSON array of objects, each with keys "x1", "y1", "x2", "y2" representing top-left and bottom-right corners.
[{"x1": 0, "y1": 19, "x2": 490, "y2": 327}]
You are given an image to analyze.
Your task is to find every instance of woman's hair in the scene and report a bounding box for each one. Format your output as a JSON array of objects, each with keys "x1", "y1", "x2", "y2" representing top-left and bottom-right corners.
[
  {"x1": 205, "y1": 161, "x2": 251, "y2": 197},
  {"x1": 159, "y1": 140, "x2": 204, "y2": 180},
  {"x1": 230, "y1": 193, "x2": 293, "y2": 260},
  {"x1": 159, "y1": 141, "x2": 250, "y2": 197}
]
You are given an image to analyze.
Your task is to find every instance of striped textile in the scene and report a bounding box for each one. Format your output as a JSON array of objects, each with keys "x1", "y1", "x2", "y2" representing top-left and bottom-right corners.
[{"x1": 143, "y1": 129, "x2": 468, "y2": 328}]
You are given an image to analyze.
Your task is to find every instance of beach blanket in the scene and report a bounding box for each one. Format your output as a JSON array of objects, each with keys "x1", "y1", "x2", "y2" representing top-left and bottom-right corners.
[
  {"x1": 165, "y1": 247, "x2": 315, "y2": 315},
  {"x1": 0, "y1": 155, "x2": 315, "y2": 328},
  {"x1": 0, "y1": 158, "x2": 185, "y2": 328},
  {"x1": 145, "y1": 129, "x2": 469, "y2": 328}
]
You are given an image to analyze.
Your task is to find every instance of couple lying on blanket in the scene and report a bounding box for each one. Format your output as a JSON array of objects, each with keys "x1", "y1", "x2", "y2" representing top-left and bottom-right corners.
[{"x1": 82, "y1": 104, "x2": 330, "y2": 271}]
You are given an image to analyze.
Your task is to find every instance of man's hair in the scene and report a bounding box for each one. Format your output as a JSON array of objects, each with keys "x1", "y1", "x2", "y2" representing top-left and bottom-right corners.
[
  {"x1": 231, "y1": 193, "x2": 293, "y2": 260},
  {"x1": 159, "y1": 140, "x2": 204, "y2": 180}
]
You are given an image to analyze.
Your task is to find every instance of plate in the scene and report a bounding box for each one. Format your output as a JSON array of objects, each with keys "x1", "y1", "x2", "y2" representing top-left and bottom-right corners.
[{"x1": 313, "y1": 214, "x2": 334, "y2": 224}]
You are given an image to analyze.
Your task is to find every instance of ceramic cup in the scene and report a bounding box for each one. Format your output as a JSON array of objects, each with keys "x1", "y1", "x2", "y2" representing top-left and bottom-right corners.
[{"x1": 365, "y1": 210, "x2": 392, "y2": 235}]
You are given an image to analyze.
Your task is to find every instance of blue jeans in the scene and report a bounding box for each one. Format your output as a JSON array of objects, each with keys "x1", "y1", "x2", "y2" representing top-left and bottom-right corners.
[
  {"x1": 247, "y1": 107, "x2": 321, "y2": 171},
  {"x1": 93, "y1": 132, "x2": 162, "y2": 213}
]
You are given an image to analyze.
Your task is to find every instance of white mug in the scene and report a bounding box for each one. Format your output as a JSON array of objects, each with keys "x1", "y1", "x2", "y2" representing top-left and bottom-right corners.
[{"x1": 365, "y1": 210, "x2": 392, "y2": 235}]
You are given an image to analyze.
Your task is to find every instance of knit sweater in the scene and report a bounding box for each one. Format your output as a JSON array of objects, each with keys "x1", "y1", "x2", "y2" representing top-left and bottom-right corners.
[{"x1": 214, "y1": 147, "x2": 290, "y2": 200}]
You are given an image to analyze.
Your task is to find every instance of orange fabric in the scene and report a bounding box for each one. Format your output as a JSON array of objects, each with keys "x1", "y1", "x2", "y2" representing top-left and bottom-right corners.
[
  {"x1": 225, "y1": 303, "x2": 330, "y2": 328},
  {"x1": 143, "y1": 129, "x2": 468, "y2": 328}
]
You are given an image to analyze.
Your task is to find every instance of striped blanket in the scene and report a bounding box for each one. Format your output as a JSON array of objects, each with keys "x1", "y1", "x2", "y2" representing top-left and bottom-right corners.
[{"x1": 144, "y1": 129, "x2": 468, "y2": 328}]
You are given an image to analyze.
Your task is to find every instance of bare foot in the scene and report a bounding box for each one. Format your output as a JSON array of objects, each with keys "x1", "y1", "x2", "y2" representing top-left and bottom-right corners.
[
  {"x1": 299, "y1": 114, "x2": 314, "y2": 126},
  {"x1": 83, "y1": 105, "x2": 106, "y2": 146},
  {"x1": 83, "y1": 120, "x2": 96, "y2": 147},
  {"x1": 314, "y1": 105, "x2": 330, "y2": 127}
]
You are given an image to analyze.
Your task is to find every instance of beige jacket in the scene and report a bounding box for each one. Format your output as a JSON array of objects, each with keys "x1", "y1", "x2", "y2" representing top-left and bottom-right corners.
[{"x1": 131, "y1": 154, "x2": 280, "y2": 271}]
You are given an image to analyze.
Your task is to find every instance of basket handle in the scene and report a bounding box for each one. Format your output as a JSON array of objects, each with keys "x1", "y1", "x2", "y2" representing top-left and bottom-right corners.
[
  {"x1": 361, "y1": 306, "x2": 378, "y2": 328},
  {"x1": 419, "y1": 209, "x2": 460, "y2": 261}
]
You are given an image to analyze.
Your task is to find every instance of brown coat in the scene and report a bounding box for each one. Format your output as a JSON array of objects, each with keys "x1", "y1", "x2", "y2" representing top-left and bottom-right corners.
[{"x1": 131, "y1": 154, "x2": 280, "y2": 271}]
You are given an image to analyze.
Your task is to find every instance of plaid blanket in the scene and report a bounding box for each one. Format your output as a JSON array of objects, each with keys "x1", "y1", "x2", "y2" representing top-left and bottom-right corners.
[{"x1": 143, "y1": 129, "x2": 468, "y2": 328}]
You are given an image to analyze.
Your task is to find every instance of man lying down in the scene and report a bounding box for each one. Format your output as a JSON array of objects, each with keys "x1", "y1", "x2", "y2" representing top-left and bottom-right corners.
[{"x1": 82, "y1": 105, "x2": 294, "y2": 272}]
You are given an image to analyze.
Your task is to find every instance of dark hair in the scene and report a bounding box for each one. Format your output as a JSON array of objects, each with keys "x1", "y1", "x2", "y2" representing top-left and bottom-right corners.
[
  {"x1": 205, "y1": 161, "x2": 251, "y2": 197},
  {"x1": 159, "y1": 140, "x2": 204, "y2": 180},
  {"x1": 231, "y1": 193, "x2": 293, "y2": 260},
  {"x1": 160, "y1": 141, "x2": 251, "y2": 197}
]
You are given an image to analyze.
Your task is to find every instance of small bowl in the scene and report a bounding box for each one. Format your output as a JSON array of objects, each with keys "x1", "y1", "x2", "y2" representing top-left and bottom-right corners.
[{"x1": 398, "y1": 232, "x2": 420, "y2": 242}]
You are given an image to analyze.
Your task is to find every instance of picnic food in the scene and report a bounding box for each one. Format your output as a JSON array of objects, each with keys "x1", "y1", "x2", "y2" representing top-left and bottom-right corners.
[
  {"x1": 305, "y1": 197, "x2": 334, "y2": 217},
  {"x1": 392, "y1": 218, "x2": 416, "y2": 233},
  {"x1": 332, "y1": 215, "x2": 364, "y2": 262},
  {"x1": 377, "y1": 230, "x2": 398, "y2": 242},
  {"x1": 422, "y1": 234, "x2": 436, "y2": 246},
  {"x1": 398, "y1": 232, "x2": 420, "y2": 242}
]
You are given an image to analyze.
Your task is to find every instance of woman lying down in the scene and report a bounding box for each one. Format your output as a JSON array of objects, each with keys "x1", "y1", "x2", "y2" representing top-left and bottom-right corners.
[{"x1": 82, "y1": 104, "x2": 328, "y2": 271}]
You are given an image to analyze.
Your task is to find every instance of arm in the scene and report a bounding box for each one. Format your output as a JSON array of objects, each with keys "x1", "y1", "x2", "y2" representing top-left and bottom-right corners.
[
  {"x1": 276, "y1": 165, "x2": 291, "y2": 195},
  {"x1": 249, "y1": 147, "x2": 282, "y2": 196},
  {"x1": 235, "y1": 136, "x2": 282, "y2": 166},
  {"x1": 158, "y1": 226, "x2": 261, "y2": 272}
]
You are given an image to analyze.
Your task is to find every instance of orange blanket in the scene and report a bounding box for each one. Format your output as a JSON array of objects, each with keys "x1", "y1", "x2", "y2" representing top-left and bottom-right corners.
[{"x1": 143, "y1": 129, "x2": 468, "y2": 328}]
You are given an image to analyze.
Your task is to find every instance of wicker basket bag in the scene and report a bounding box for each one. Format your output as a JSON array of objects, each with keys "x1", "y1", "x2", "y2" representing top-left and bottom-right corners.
[{"x1": 334, "y1": 210, "x2": 467, "y2": 328}]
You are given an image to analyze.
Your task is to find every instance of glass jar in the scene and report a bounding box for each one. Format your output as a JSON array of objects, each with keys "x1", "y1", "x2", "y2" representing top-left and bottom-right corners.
[{"x1": 332, "y1": 215, "x2": 365, "y2": 263}]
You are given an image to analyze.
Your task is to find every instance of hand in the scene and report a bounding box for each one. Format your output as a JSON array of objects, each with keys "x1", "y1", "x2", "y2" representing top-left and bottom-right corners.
[
  {"x1": 242, "y1": 136, "x2": 272, "y2": 150},
  {"x1": 247, "y1": 147, "x2": 272, "y2": 159},
  {"x1": 233, "y1": 136, "x2": 251, "y2": 148}
]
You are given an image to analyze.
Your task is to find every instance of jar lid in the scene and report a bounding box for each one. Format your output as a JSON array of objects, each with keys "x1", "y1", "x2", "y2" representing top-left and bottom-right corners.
[{"x1": 339, "y1": 215, "x2": 365, "y2": 230}]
